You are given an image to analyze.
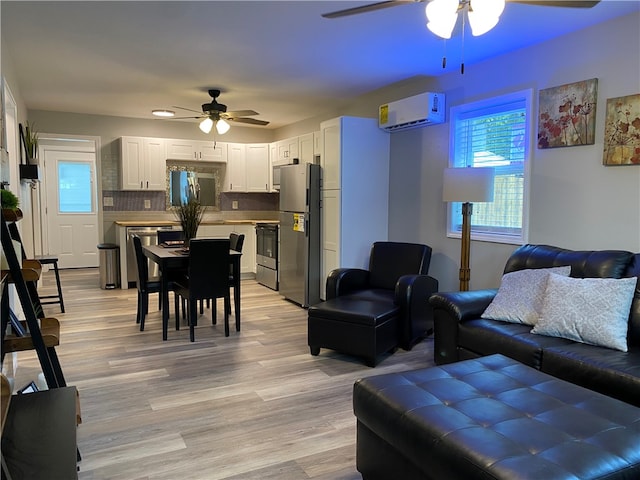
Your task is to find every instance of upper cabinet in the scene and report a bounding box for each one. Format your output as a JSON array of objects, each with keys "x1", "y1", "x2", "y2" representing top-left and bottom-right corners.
[
  {"x1": 224, "y1": 143, "x2": 270, "y2": 193},
  {"x1": 120, "y1": 137, "x2": 166, "y2": 191},
  {"x1": 166, "y1": 139, "x2": 228, "y2": 162},
  {"x1": 273, "y1": 137, "x2": 299, "y2": 166},
  {"x1": 225, "y1": 143, "x2": 247, "y2": 192},
  {"x1": 272, "y1": 133, "x2": 320, "y2": 168},
  {"x1": 298, "y1": 133, "x2": 315, "y2": 165},
  {"x1": 245, "y1": 143, "x2": 270, "y2": 192}
]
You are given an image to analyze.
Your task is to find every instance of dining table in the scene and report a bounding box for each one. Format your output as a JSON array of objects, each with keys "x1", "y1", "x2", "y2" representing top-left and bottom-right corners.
[{"x1": 142, "y1": 243, "x2": 242, "y2": 341}]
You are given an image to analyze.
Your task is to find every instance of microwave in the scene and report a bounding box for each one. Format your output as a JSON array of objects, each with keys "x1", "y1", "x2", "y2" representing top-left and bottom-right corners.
[{"x1": 272, "y1": 159, "x2": 298, "y2": 190}]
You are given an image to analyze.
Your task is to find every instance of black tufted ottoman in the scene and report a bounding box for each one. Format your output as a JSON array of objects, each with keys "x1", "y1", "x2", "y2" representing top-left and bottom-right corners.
[{"x1": 353, "y1": 354, "x2": 640, "y2": 480}]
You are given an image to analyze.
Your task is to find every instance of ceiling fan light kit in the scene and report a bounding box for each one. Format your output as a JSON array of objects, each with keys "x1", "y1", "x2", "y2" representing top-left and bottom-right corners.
[
  {"x1": 426, "y1": 0, "x2": 458, "y2": 39},
  {"x1": 152, "y1": 109, "x2": 175, "y2": 117},
  {"x1": 168, "y1": 89, "x2": 269, "y2": 135},
  {"x1": 215, "y1": 118, "x2": 231, "y2": 135},
  {"x1": 199, "y1": 117, "x2": 214, "y2": 134},
  {"x1": 426, "y1": 0, "x2": 505, "y2": 39}
]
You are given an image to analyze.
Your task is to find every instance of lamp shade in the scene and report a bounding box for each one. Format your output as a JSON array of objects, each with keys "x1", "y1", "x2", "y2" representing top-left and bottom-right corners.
[
  {"x1": 199, "y1": 117, "x2": 214, "y2": 134},
  {"x1": 443, "y1": 167, "x2": 495, "y2": 203},
  {"x1": 215, "y1": 118, "x2": 230, "y2": 135}
]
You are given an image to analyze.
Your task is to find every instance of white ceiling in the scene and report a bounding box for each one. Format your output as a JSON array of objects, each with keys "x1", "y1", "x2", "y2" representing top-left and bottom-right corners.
[{"x1": 2, "y1": 1, "x2": 638, "y2": 130}]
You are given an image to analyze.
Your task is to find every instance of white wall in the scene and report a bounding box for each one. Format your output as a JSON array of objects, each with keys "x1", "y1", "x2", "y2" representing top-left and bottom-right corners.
[
  {"x1": 386, "y1": 13, "x2": 640, "y2": 292},
  {"x1": 14, "y1": 14, "x2": 640, "y2": 294}
]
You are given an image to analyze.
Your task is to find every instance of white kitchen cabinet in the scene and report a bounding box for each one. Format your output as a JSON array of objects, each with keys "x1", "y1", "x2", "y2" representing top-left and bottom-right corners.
[
  {"x1": 274, "y1": 137, "x2": 299, "y2": 165},
  {"x1": 166, "y1": 139, "x2": 227, "y2": 162},
  {"x1": 225, "y1": 143, "x2": 269, "y2": 193},
  {"x1": 319, "y1": 116, "x2": 390, "y2": 300},
  {"x1": 120, "y1": 136, "x2": 166, "y2": 191},
  {"x1": 313, "y1": 131, "x2": 322, "y2": 157},
  {"x1": 245, "y1": 143, "x2": 270, "y2": 192},
  {"x1": 298, "y1": 133, "x2": 315, "y2": 164},
  {"x1": 225, "y1": 143, "x2": 246, "y2": 192}
]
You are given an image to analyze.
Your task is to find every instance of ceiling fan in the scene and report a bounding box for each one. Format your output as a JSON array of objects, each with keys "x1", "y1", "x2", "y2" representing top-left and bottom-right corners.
[
  {"x1": 322, "y1": 0, "x2": 600, "y2": 20},
  {"x1": 323, "y1": 0, "x2": 600, "y2": 72},
  {"x1": 323, "y1": 0, "x2": 600, "y2": 39},
  {"x1": 171, "y1": 89, "x2": 269, "y2": 135}
]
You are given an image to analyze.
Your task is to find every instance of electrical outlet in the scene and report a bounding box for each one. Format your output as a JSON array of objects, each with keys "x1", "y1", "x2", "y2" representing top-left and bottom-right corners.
[
  {"x1": 102, "y1": 196, "x2": 114, "y2": 207},
  {"x1": 144, "y1": 199, "x2": 151, "y2": 209},
  {"x1": 232, "y1": 200, "x2": 239, "y2": 210}
]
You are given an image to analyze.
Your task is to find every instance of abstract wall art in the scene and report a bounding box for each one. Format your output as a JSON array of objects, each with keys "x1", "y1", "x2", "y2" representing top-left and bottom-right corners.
[
  {"x1": 538, "y1": 78, "x2": 598, "y2": 149},
  {"x1": 603, "y1": 93, "x2": 640, "y2": 166}
]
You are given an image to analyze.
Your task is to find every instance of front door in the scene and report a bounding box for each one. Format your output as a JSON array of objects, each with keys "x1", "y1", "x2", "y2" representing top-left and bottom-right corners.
[{"x1": 43, "y1": 148, "x2": 99, "y2": 268}]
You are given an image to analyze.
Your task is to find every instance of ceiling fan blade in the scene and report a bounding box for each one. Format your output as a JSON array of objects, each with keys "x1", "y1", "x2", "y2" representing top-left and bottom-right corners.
[
  {"x1": 172, "y1": 105, "x2": 203, "y2": 114},
  {"x1": 508, "y1": 0, "x2": 600, "y2": 7},
  {"x1": 224, "y1": 110, "x2": 259, "y2": 117},
  {"x1": 229, "y1": 117, "x2": 270, "y2": 126},
  {"x1": 322, "y1": 0, "x2": 418, "y2": 19},
  {"x1": 169, "y1": 116, "x2": 203, "y2": 120}
]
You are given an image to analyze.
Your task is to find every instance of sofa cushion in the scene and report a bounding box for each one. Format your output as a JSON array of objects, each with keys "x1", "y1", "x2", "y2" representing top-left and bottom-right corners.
[
  {"x1": 532, "y1": 274, "x2": 638, "y2": 352},
  {"x1": 458, "y1": 318, "x2": 574, "y2": 369},
  {"x1": 542, "y1": 343, "x2": 640, "y2": 408},
  {"x1": 481, "y1": 266, "x2": 571, "y2": 326}
]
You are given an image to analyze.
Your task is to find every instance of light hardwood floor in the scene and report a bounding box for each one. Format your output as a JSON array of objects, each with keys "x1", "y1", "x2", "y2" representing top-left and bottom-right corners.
[{"x1": 11, "y1": 268, "x2": 435, "y2": 480}]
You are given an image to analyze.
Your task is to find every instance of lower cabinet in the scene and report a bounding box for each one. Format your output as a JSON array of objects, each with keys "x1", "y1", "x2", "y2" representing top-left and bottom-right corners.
[{"x1": 196, "y1": 224, "x2": 256, "y2": 276}]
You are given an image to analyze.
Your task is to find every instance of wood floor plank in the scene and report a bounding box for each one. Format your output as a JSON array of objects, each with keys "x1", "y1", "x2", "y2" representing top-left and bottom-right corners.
[{"x1": 8, "y1": 268, "x2": 435, "y2": 479}]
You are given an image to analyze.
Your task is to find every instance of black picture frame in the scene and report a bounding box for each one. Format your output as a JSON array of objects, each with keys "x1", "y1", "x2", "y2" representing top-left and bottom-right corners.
[{"x1": 17, "y1": 381, "x2": 39, "y2": 394}]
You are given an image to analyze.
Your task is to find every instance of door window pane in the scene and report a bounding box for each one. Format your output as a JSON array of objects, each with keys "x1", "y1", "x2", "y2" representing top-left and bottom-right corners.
[{"x1": 58, "y1": 162, "x2": 92, "y2": 213}]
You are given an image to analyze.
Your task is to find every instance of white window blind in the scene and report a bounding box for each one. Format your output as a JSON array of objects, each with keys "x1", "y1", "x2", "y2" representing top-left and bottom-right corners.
[{"x1": 448, "y1": 90, "x2": 531, "y2": 244}]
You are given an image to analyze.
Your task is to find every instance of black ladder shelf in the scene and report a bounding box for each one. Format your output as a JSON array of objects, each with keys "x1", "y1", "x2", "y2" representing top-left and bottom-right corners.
[{"x1": 1, "y1": 209, "x2": 79, "y2": 480}]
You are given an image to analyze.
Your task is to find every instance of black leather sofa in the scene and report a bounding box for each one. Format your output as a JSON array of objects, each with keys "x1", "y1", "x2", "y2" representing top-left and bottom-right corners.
[{"x1": 429, "y1": 244, "x2": 640, "y2": 407}]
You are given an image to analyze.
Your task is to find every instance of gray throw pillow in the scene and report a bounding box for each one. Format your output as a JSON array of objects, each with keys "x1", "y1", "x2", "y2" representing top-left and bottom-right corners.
[
  {"x1": 531, "y1": 274, "x2": 638, "y2": 352},
  {"x1": 481, "y1": 266, "x2": 571, "y2": 326}
]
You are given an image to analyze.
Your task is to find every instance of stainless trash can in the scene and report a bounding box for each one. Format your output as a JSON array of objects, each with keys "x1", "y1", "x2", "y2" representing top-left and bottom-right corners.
[{"x1": 98, "y1": 243, "x2": 120, "y2": 289}]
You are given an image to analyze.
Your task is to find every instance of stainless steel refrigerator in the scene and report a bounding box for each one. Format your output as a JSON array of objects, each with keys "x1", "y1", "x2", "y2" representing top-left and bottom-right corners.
[{"x1": 278, "y1": 163, "x2": 321, "y2": 307}]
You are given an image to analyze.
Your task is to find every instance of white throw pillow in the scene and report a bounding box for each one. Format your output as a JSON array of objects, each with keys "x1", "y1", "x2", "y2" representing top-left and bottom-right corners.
[
  {"x1": 481, "y1": 266, "x2": 571, "y2": 326},
  {"x1": 531, "y1": 274, "x2": 638, "y2": 352}
]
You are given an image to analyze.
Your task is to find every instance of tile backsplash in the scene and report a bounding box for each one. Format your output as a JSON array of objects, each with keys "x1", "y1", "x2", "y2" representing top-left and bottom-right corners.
[{"x1": 102, "y1": 190, "x2": 279, "y2": 212}]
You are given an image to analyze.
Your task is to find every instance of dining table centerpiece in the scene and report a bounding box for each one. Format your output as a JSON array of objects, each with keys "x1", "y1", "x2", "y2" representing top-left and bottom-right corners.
[{"x1": 175, "y1": 197, "x2": 204, "y2": 245}]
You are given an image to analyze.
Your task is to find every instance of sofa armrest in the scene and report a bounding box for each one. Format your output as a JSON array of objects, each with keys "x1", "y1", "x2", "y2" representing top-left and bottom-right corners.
[
  {"x1": 395, "y1": 274, "x2": 439, "y2": 349},
  {"x1": 428, "y1": 289, "x2": 497, "y2": 365},
  {"x1": 326, "y1": 268, "x2": 370, "y2": 300}
]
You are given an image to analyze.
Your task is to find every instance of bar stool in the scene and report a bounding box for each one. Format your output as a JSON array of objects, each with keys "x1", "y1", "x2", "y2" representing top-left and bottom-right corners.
[{"x1": 35, "y1": 255, "x2": 65, "y2": 313}]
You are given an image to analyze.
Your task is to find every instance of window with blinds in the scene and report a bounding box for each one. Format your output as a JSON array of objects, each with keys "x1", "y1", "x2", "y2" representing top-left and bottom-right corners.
[{"x1": 448, "y1": 89, "x2": 532, "y2": 244}]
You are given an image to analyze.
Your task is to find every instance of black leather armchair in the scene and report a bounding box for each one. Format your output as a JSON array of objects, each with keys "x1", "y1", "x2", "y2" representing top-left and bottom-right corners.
[
  {"x1": 325, "y1": 241, "x2": 438, "y2": 348},
  {"x1": 308, "y1": 242, "x2": 438, "y2": 366}
]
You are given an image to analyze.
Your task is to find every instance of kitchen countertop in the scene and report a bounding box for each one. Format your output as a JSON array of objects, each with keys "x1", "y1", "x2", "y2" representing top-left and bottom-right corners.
[{"x1": 114, "y1": 219, "x2": 278, "y2": 227}]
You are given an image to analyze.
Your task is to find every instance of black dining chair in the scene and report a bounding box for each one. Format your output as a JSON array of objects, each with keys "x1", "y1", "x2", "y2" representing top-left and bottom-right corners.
[
  {"x1": 230, "y1": 232, "x2": 245, "y2": 253},
  {"x1": 229, "y1": 233, "x2": 244, "y2": 325},
  {"x1": 174, "y1": 238, "x2": 232, "y2": 342},
  {"x1": 132, "y1": 234, "x2": 179, "y2": 331},
  {"x1": 202, "y1": 232, "x2": 244, "y2": 321}
]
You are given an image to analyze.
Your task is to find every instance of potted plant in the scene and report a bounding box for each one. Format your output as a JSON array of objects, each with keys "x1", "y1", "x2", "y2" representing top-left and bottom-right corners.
[
  {"x1": 23, "y1": 121, "x2": 38, "y2": 161},
  {"x1": 1, "y1": 188, "x2": 22, "y2": 221},
  {"x1": 175, "y1": 197, "x2": 204, "y2": 245}
]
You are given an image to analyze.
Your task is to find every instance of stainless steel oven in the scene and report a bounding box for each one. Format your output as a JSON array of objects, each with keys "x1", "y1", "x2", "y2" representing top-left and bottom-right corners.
[{"x1": 256, "y1": 223, "x2": 278, "y2": 290}]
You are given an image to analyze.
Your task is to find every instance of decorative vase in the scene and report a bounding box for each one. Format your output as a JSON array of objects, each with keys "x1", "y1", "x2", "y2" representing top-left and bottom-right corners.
[{"x1": 175, "y1": 198, "x2": 204, "y2": 248}]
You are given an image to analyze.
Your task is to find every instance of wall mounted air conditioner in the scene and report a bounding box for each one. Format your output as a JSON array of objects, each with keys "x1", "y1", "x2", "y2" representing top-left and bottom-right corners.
[{"x1": 378, "y1": 92, "x2": 445, "y2": 132}]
